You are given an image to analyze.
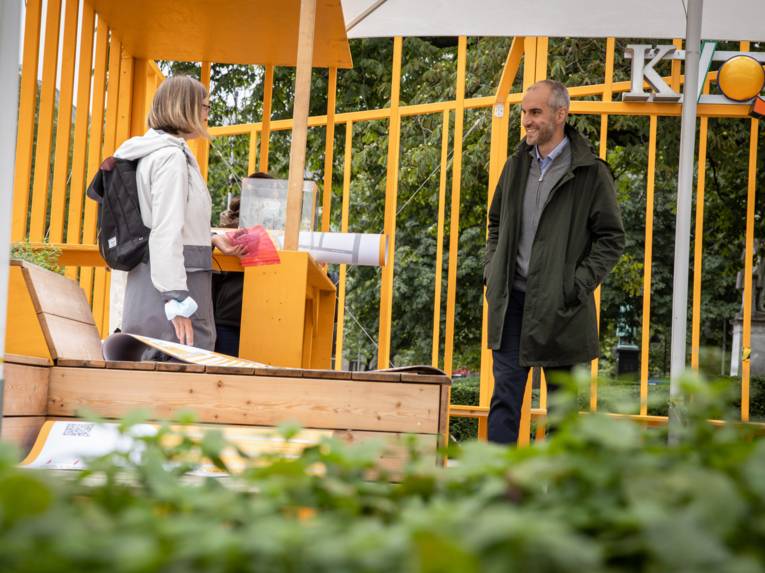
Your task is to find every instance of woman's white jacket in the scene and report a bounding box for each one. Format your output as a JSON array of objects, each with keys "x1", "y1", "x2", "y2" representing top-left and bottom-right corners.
[{"x1": 114, "y1": 129, "x2": 212, "y2": 302}]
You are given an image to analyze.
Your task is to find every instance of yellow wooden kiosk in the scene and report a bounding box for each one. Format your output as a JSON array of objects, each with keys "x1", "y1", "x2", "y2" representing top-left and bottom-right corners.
[{"x1": 0, "y1": 0, "x2": 450, "y2": 470}]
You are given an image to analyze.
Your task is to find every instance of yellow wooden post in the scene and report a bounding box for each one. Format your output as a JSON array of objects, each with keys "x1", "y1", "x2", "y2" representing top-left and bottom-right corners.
[
  {"x1": 48, "y1": 0, "x2": 80, "y2": 244},
  {"x1": 65, "y1": 1, "x2": 95, "y2": 268},
  {"x1": 591, "y1": 36, "x2": 615, "y2": 411},
  {"x1": 259, "y1": 65, "x2": 275, "y2": 173},
  {"x1": 690, "y1": 80, "x2": 711, "y2": 370},
  {"x1": 478, "y1": 37, "x2": 524, "y2": 440},
  {"x1": 28, "y1": 0, "x2": 63, "y2": 243},
  {"x1": 334, "y1": 121, "x2": 353, "y2": 369},
  {"x1": 79, "y1": 18, "x2": 110, "y2": 303},
  {"x1": 11, "y1": 0, "x2": 43, "y2": 242},
  {"x1": 247, "y1": 128, "x2": 259, "y2": 174},
  {"x1": 321, "y1": 67, "x2": 338, "y2": 232},
  {"x1": 284, "y1": 0, "x2": 317, "y2": 251},
  {"x1": 741, "y1": 117, "x2": 759, "y2": 422},
  {"x1": 198, "y1": 61, "x2": 212, "y2": 181},
  {"x1": 443, "y1": 36, "x2": 468, "y2": 377},
  {"x1": 640, "y1": 115, "x2": 658, "y2": 417},
  {"x1": 431, "y1": 111, "x2": 450, "y2": 368},
  {"x1": 376, "y1": 36, "x2": 403, "y2": 369}
]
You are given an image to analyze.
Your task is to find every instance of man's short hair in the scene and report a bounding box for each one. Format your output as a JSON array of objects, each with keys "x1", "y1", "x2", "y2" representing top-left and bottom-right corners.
[{"x1": 529, "y1": 79, "x2": 570, "y2": 111}]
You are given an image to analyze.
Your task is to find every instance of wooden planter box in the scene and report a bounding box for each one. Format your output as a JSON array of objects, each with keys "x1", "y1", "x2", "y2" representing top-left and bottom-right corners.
[{"x1": 2, "y1": 261, "x2": 450, "y2": 472}]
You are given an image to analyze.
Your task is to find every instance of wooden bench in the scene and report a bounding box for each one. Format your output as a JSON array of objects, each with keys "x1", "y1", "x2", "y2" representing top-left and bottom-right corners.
[{"x1": 2, "y1": 261, "x2": 450, "y2": 472}]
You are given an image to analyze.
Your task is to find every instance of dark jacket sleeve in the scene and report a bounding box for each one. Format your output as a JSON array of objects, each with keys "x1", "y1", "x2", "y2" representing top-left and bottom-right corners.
[
  {"x1": 484, "y1": 161, "x2": 510, "y2": 284},
  {"x1": 573, "y1": 160, "x2": 625, "y2": 300}
]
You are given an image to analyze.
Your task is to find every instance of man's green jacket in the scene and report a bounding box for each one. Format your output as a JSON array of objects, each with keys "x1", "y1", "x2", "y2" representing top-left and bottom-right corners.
[{"x1": 484, "y1": 125, "x2": 625, "y2": 367}]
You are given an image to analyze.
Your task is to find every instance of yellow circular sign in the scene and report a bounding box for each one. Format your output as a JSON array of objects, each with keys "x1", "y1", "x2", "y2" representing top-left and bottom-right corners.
[{"x1": 718, "y1": 55, "x2": 765, "y2": 102}]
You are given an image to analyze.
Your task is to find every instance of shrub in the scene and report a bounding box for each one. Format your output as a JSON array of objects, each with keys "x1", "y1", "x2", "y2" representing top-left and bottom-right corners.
[{"x1": 1, "y1": 374, "x2": 763, "y2": 572}]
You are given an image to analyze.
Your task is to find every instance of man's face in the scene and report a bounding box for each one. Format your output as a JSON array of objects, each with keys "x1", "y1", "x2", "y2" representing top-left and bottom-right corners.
[{"x1": 521, "y1": 86, "x2": 566, "y2": 147}]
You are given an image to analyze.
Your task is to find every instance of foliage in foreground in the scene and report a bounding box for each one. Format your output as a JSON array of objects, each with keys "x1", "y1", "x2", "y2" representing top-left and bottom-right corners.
[{"x1": 1, "y1": 376, "x2": 764, "y2": 572}]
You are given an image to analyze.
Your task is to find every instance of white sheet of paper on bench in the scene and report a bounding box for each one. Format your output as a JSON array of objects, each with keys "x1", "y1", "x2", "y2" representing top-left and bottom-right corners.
[
  {"x1": 102, "y1": 332, "x2": 270, "y2": 367},
  {"x1": 20, "y1": 420, "x2": 330, "y2": 476}
]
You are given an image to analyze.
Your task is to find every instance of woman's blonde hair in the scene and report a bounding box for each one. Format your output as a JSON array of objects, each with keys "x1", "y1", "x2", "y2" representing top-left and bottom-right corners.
[{"x1": 148, "y1": 75, "x2": 209, "y2": 139}]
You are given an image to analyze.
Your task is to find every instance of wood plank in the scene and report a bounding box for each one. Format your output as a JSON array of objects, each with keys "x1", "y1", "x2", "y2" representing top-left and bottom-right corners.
[
  {"x1": 56, "y1": 358, "x2": 106, "y2": 368},
  {"x1": 400, "y1": 373, "x2": 451, "y2": 385},
  {"x1": 104, "y1": 360, "x2": 156, "y2": 371},
  {"x1": 438, "y1": 384, "x2": 450, "y2": 452},
  {"x1": 352, "y1": 371, "x2": 402, "y2": 383},
  {"x1": 48, "y1": 368, "x2": 442, "y2": 434},
  {"x1": 41, "y1": 315, "x2": 103, "y2": 361},
  {"x1": 2, "y1": 364, "x2": 49, "y2": 415},
  {"x1": 155, "y1": 362, "x2": 206, "y2": 373},
  {"x1": 204, "y1": 365, "x2": 255, "y2": 376},
  {"x1": 21, "y1": 261, "x2": 96, "y2": 324},
  {"x1": 252, "y1": 367, "x2": 303, "y2": 378},
  {"x1": 0, "y1": 417, "x2": 46, "y2": 457},
  {"x1": 5, "y1": 266, "x2": 53, "y2": 361},
  {"x1": 300, "y1": 369, "x2": 352, "y2": 380},
  {"x1": 4, "y1": 354, "x2": 52, "y2": 367}
]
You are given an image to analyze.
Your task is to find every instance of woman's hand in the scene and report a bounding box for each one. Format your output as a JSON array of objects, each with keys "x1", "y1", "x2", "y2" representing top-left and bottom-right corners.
[
  {"x1": 171, "y1": 316, "x2": 194, "y2": 346},
  {"x1": 212, "y1": 233, "x2": 247, "y2": 257}
]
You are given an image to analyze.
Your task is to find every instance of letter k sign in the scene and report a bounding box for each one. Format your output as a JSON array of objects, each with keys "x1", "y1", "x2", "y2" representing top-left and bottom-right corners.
[{"x1": 623, "y1": 45, "x2": 682, "y2": 102}]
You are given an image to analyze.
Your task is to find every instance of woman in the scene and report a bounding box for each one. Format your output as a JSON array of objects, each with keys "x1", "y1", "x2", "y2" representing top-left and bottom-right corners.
[{"x1": 114, "y1": 75, "x2": 242, "y2": 356}]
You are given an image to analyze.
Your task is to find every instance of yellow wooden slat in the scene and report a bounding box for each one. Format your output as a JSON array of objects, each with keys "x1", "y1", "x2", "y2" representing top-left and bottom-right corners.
[
  {"x1": 334, "y1": 121, "x2": 353, "y2": 370},
  {"x1": 247, "y1": 128, "x2": 259, "y2": 174},
  {"x1": 258, "y1": 64, "x2": 274, "y2": 172},
  {"x1": 101, "y1": 34, "x2": 123, "y2": 158},
  {"x1": 443, "y1": 36, "x2": 467, "y2": 377},
  {"x1": 591, "y1": 36, "x2": 615, "y2": 411},
  {"x1": 88, "y1": 32, "x2": 124, "y2": 319},
  {"x1": 321, "y1": 67, "x2": 338, "y2": 232},
  {"x1": 65, "y1": 2, "x2": 96, "y2": 251},
  {"x1": 115, "y1": 46, "x2": 135, "y2": 146},
  {"x1": 671, "y1": 38, "x2": 683, "y2": 93},
  {"x1": 431, "y1": 111, "x2": 450, "y2": 368},
  {"x1": 28, "y1": 0, "x2": 63, "y2": 243},
  {"x1": 640, "y1": 115, "x2": 658, "y2": 417},
  {"x1": 376, "y1": 37, "x2": 403, "y2": 369},
  {"x1": 79, "y1": 19, "x2": 110, "y2": 301},
  {"x1": 12, "y1": 0, "x2": 43, "y2": 242},
  {"x1": 197, "y1": 61, "x2": 211, "y2": 180},
  {"x1": 48, "y1": 0, "x2": 81, "y2": 244},
  {"x1": 741, "y1": 118, "x2": 759, "y2": 422},
  {"x1": 690, "y1": 115, "x2": 710, "y2": 369}
]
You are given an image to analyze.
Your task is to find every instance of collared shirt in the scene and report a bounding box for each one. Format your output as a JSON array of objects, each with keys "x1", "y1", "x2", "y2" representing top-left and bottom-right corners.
[{"x1": 533, "y1": 135, "x2": 570, "y2": 180}]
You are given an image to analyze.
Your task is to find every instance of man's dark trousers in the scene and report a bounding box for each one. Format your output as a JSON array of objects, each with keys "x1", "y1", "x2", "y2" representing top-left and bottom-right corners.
[{"x1": 489, "y1": 289, "x2": 569, "y2": 444}]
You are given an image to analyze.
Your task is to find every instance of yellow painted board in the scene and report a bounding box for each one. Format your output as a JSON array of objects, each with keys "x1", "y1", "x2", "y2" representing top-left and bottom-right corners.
[
  {"x1": 11, "y1": 0, "x2": 43, "y2": 242},
  {"x1": 259, "y1": 65, "x2": 274, "y2": 173},
  {"x1": 431, "y1": 111, "x2": 450, "y2": 368},
  {"x1": 443, "y1": 36, "x2": 467, "y2": 377},
  {"x1": 49, "y1": 0, "x2": 80, "y2": 244},
  {"x1": 89, "y1": 0, "x2": 351, "y2": 68},
  {"x1": 640, "y1": 116, "x2": 658, "y2": 417},
  {"x1": 239, "y1": 251, "x2": 336, "y2": 368},
  {"x1": 66, "y1": 3, "x2": 96, "y2": 246},
  {"x1": 377, "y1": 37, "x2": 403, "y2": 369},
  {"x1": 321, "y1": 67, "x2": 338, "y2": 232},
  {"x1": 334, "y1": 121, "x2": 353, "y2": 369},
  {"x1": 4, "y1": 266, "x2": 52, "y2": 361},
  {"x1": 28, "y1": 0, "x2": 63, "y2": 243}
]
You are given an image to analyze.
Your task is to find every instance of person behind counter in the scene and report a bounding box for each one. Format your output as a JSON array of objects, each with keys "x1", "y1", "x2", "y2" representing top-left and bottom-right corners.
[{"x1": 212, "y1": 172, "x2": 274, "y2": 356}]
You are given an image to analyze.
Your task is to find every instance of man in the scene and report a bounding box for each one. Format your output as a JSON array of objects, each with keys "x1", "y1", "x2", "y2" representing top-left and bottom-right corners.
[{"x1": 484, "y1": 80, "x2": 624, "y2": 444}]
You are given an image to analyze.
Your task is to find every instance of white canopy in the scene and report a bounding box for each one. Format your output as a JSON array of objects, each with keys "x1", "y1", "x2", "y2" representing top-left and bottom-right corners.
[{"x1": 342, "y1": 0, "x2": 765, "y2": 42}]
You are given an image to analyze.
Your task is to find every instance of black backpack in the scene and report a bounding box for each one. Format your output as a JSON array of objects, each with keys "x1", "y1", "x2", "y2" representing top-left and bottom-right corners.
[{"x1": 86, "y1": 156, "x2": 151, "y2": 271}]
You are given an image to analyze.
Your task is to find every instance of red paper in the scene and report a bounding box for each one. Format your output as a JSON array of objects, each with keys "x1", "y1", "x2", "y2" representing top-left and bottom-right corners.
[{"x1": 225, "y1": 225, "x2": 281, "y2": 267}]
